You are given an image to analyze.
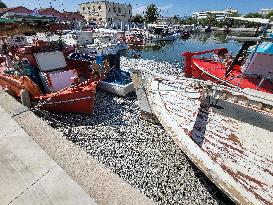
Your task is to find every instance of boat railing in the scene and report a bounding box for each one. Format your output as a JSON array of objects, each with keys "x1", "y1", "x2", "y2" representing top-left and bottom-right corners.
[{"x1": 182, "y1": 48, "x2": 227, "y2": 77}]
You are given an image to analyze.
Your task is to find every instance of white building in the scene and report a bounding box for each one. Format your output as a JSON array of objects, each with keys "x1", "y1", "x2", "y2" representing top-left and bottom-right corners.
[
  {"x1": 79, "y1": 1, "x2": 132, "y2": 29},
  {"x1": 260, "y1": 8, "x2": 273, "y2": 17},
  {"x1": 192, "y1": 8, "x2": 239, "y2": 21}
]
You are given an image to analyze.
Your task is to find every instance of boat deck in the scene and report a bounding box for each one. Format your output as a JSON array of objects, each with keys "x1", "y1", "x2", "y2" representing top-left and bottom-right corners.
[
  {"x1": 192, "y1": 58, "x2": 273, "y2": 94},
  {"x1": 148, "y1": 78, "x2": 273, "y2": 205}
]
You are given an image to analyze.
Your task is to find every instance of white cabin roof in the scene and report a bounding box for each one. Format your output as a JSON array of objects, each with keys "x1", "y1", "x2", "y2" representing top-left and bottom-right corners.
[{"x1": 230, "y1": 17, "x2": 273, "y2": 25}]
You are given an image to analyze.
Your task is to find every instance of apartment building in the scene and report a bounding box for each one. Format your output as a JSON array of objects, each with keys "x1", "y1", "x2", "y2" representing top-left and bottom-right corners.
[
  {"x1": 192, "y1": 8, "x2": 239, "y2": 21},
  {"x1": 79, "y1": 1, "x2": 132, "y2": 29}
]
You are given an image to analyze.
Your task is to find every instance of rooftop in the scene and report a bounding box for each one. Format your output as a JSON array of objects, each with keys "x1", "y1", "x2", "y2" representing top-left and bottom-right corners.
[{"x1": 79, "y1": 1, "x2": 131, "y2": 6}]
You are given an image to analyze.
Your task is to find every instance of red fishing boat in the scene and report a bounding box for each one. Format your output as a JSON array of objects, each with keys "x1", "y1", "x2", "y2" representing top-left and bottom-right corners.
[
  {"x1": 0, "y1": 42, "x2": 110, "y2": 114},
  {"x1": 182, "y1": 18, "x2": 273, "y2": 94}
]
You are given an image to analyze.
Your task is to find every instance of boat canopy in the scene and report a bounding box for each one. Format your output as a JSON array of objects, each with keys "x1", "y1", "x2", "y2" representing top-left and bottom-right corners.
[
  {"x1": 229, "y1": 17, "x2": 273, "y2": 25},
  {"x1": 0, "y1": 18, "x2": 20, "y2": 24}
]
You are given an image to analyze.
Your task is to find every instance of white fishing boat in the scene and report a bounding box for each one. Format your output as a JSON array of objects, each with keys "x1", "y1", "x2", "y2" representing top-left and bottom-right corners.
[
  {"x1": 145, "y1": 75, "x2": 273, "y2": 205},
  {"x1": 62, "y1": 30, "x2": 127, "y2": 55},
  {"x1": 131, "y1": 68, "x2": 273, "y2": 204}
]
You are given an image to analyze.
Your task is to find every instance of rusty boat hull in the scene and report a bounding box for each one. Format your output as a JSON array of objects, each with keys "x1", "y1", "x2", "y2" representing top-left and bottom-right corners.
[
  {"x1": 37, "y1": 81, "x2": 97, "y2": 114},
  {"x1": 147, "y1": 76, "x2": 273, "y2": 205},
  {"x1": 0, "y1": 71, "x2": 97, "y2": 114}
]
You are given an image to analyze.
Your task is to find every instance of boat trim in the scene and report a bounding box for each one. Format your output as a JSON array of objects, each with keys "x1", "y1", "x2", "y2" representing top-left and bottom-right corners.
[
  {"x1": 42, "y1": 96, "x2": 94, "y2": 106},
  {"x1": 193, "y1": 60, "x2": 238, "y2": 88}
]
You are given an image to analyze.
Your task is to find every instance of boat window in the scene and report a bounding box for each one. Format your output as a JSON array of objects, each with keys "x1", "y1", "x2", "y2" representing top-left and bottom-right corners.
[
  {"x1": 98, "y1": 6, "x2": 101, "y2": 10},
  {"x1": 118, "y1": 8, "x2": 121, "y2": 13}
]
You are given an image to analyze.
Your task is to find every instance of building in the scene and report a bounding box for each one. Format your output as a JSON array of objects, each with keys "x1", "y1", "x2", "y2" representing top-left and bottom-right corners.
[
  {"x1": 63, "y1": 11, "x2": 85, "y2": 22},
  {"x1": 0, "y1": 6, "x2": 84, "y2": 23},
  {"x1": 260, "y1": 8, "x2": 273, "y2": 17},
  {"x1": 156, "y1": 17, "x2": 172, "y2": 25},
  {"x1": 79, "y1": 1, "x2": 132, "y2": 29},
  {"x1": 38, "y1": 8, "x2": 66, "y2": 21},
  {"x1": 192, "y1": 8, "x2": 239, "y2": 21},
  {"x1": 0, "y1": 6, "x2": 56, "y2": 23},
  {"x1": 38, "y1": 8, "x2": 85, "y2": 22},
  {"x1": 0, "y1": 6, "x2": 32, "y2": 16}
]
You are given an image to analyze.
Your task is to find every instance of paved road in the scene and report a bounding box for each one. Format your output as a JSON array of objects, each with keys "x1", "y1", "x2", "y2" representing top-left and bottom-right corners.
[{"x1": 0, "y1": 105, "x2": 98, "y2": 205}]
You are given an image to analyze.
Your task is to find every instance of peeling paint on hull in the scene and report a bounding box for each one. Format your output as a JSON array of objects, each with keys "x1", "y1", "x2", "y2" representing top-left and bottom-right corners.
[{"x1": 147, "y1": 77, "x2": 273, "y2": 205}]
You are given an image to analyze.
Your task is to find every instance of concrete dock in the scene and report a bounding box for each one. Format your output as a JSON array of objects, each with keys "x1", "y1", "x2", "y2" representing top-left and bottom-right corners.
[
  {"x1": 0, "y1": 90, "x2": 154, "y2": 205},
  {"x1": 0, "y1": 103, "x2": 97, "y2": 205}
]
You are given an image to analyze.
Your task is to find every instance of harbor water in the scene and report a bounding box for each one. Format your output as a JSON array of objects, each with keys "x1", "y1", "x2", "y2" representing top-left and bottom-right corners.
[{"x1": 123, "y1": 32, "x2": 242, "y2": 67}]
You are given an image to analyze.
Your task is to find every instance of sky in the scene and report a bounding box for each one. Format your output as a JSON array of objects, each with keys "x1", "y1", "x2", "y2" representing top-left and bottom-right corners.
[{"x1": 3, "y1": 0, "x2": 273, "y2": 17}]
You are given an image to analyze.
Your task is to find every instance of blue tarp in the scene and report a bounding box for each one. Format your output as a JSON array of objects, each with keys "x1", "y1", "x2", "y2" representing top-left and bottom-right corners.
[{"x1": 256, "y1": 33, "x2": 273, "y2": 54}]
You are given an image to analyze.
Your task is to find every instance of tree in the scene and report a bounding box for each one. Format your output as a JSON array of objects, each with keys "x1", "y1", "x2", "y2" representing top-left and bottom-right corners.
[
  {"x1": 198, "y1": 14, "x2": 218, "y2": 27},
  {"x1": 144, "y1": 4, "x2": 159, "y2": 23},
  {"x1": 183, "y1": 17, "x2": 197, "y2": 25},
  {"x1": 0, "y1": 0, "x2": 7, "y2": 8},
  {"x1": 172, "y1": 15, "x2": 180, "y2": 24},
  {"x1": 131, "y1": 14, "x2": 144, "y2": 24},
  {"x1": 244, "y1": 12, "x2": 263, "y2": 18}
]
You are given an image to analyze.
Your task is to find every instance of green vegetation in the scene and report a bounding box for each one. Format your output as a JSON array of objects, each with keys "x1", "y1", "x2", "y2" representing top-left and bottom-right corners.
[
  {"x1": 182, "y1": 17, "x2": 197, "y2": 25},
  {"x1": 144, "y1": 4, "x2": 159, "y2": 23},
  {"x1": 0, "y1": 0, "x2": 7, "y2": 8},
  {"x1": 131, "y1": 14, "x2": 144, "y2": 24},
  {"x1": 172, "y1": 15, "x2": 180, "y2": 24},
  {"x1": 198, "y1": 14, "x2": 218, "y2": 27},
  {"x1": 244, "y1": 12, "x2": 263, "y2": 18}
]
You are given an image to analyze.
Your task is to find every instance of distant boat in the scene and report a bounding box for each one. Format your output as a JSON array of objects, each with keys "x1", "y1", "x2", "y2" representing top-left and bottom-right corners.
[{"x1": 146, "y1": 75, "x2": 273, "y2": 205}]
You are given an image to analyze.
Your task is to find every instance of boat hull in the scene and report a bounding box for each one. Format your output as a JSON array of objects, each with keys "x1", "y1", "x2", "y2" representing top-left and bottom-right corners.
[
  {"x1": 0, "y1": 71, "x2": 97, "y2": 114},
  {"x1": 39, "y1": 82, "x2": 97, "y2": 114},
  {"x1": 190, "y1": 58, "x2": 273, "y2": 94},
  {"x1": 147, "y1": 76, "x2": 273, "y2": 205}
]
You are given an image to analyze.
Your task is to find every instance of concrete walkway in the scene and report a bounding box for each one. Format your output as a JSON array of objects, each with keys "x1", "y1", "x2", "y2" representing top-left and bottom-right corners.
[{"x1": 0, "y1": 106, "x2": 97, "y2": 205}]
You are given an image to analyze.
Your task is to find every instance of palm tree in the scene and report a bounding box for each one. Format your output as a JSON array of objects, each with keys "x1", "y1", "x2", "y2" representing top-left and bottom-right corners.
[{"x1": 0, "y1": 0, "x2": 7, "y2": 8}]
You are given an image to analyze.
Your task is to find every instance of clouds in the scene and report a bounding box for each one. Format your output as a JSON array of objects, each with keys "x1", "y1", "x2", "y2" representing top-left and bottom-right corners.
[{"x1": 132, "y1": 3, "x2": 173, "y2": 16}]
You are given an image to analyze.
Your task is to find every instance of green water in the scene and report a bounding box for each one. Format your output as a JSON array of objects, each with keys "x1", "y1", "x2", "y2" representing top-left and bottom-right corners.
[{"x1": 123, "y1": 32, "x2": 242, "y2": 65}]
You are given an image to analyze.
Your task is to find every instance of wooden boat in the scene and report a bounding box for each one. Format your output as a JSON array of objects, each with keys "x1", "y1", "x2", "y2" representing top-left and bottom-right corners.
[
  {"x1": 146, "y1": 75, "x2": 273, "y2": 205},
  {"x1": 0, "y1": 47, "x2": 110, "y2": 114},
  {"x1": 182, "y1": 18, "x2": 273, "y2": 94}
]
